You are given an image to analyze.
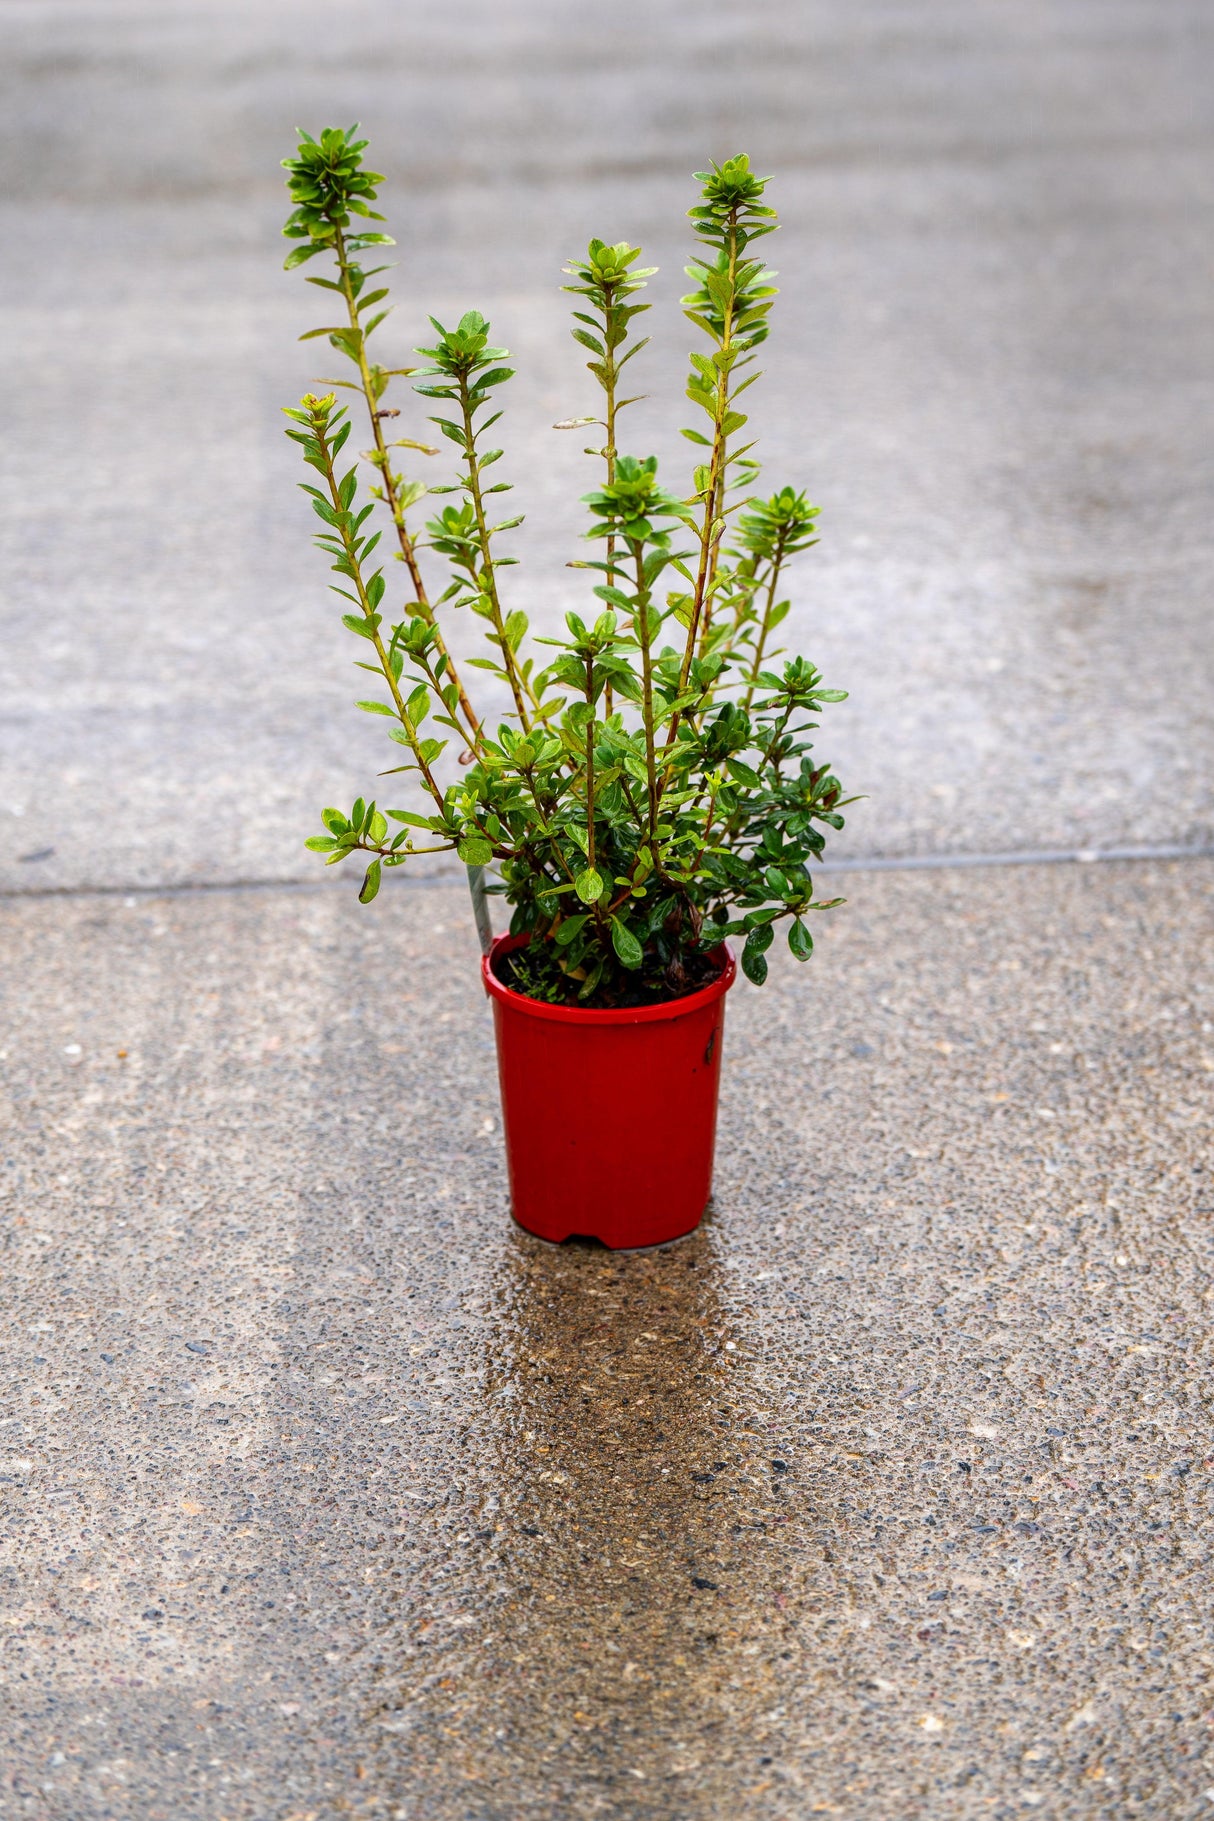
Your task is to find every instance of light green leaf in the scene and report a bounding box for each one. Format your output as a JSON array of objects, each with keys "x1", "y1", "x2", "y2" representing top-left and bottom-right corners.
[{"x1": 788, "y1": 920, "x2": 813, "y2": 962}]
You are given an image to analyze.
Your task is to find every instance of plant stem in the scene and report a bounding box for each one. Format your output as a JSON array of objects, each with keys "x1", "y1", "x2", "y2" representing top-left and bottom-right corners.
[
  {"x1": 741, "y1": 529, "x2": 788, "y2": 714},
  {"x1": 332, "y1": 224, "x2": 483, "y2": 751},
  {"x1": 601, "y1": 282, "x2": 620, "y2": 719},
  {"x1": 658, "y1": 208, "x2": 742, "y2": 785},
  {"x1": 315, "y1": 426, "x2": 446, "y2": 813},
  {"x1": 457, "y1": 378, "x2": 532, "y2": 732},
  {"x1": 681, "y1": 207, "x2": 741, "y2": 685},
  {"x1": 584, "y1": 654, "x2": 597, "y2": 875},
  {"x1": 633, "y1": 544, "x2": 660, "y2": 840}
]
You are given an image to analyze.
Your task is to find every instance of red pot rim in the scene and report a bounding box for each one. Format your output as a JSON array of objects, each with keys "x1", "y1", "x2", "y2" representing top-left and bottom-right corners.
[{"x1": 482, "y1": 931, "x2": 736, "y2": 1026}]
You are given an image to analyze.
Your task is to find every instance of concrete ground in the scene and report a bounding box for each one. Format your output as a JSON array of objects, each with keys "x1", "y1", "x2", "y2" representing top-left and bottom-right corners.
[
  {"x1": 2, "y1": 1, "x2": 1213, "y2": 1818},
  {"x1": 1, "y1": 0, "x2": 1211, "y2": 887},
  {"x1": 2, "y1": 864, "x2": 1213, "y2": 1820}
]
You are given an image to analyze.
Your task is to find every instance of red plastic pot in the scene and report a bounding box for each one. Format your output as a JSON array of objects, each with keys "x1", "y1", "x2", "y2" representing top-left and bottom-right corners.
[{"x1": 482, "y1": 933, "x2": 736, "y2": 1250}]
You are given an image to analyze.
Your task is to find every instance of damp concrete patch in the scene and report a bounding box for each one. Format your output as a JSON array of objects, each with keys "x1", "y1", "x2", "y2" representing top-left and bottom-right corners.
[{"x1": 1, "y1": 861, "x2": 1210, "y2": 1817}]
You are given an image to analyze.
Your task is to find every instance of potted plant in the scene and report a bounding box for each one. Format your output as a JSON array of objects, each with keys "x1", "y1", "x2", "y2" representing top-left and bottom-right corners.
[{"x1": 280, "y1": 127, "x2": 853, "y2": 1249}]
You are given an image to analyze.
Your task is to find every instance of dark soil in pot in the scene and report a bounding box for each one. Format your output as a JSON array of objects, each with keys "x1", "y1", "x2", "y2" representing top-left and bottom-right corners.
[{"x1": 492, "y1": 937, "x2": 724, "y2": 1011}]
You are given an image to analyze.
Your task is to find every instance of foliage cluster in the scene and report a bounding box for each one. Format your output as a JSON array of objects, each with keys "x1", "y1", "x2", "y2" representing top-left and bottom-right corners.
[{"x1": 282, "y1": 125, "x2": 853, "y2": 1003}]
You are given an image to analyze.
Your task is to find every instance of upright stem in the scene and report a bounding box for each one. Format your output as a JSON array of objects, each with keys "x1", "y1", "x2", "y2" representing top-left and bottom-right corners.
[
  {"x1": 602, "y1": 281, "x2": 619, "y2": 718},
  {"x1": 681, "y1": 209, "x2": 741, "y2": 687},
  {"x1": 332, "y1": 225, "x2": 483, "y2": 750},
  {"x1": 584, "y1": 654, "x2": 597, "y2": 875},
  {"x1": 634, "y1": 545, "x2": 659, "y2": 840},
  {"x1": 741, "y1": 530, "x2": 788, "y2": 714},
  {"x1": 660, "y1": 208, "x2": 742, "y2": 782},
  {"x1": 316, "y1": 429, "x2": 445, "y2": 814},
  {"x1": 458, "y1": 380, "x2": 532, "y2": 733}
]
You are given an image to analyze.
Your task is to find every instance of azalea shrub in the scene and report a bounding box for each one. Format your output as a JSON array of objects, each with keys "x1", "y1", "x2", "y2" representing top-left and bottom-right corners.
[{"x1": 281, "y1": 125, "x2": 853, "y2": 1005}]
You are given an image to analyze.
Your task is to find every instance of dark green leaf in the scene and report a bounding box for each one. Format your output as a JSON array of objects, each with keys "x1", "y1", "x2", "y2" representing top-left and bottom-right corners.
[
  {"x1": 611, "y1": 917, "x2": 643, "y2": 970},
  {"x1": 740, "y1": 942, "x2": 768, "y2": 986}
]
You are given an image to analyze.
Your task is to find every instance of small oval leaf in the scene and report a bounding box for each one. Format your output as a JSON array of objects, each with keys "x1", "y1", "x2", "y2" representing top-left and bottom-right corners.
[
  {"x1": 740, "y1": 945, "x2": 768, "y2": 986},
  {"x1": 458, "y1": 836, "x2": 494, "y2": 866},
  {"x1": 788, "y1": 920, "x2": 814, "y2": 962},
  {"x1": 611, "y1": 917, "x2": 644, "y2": 970},
  {"x1": 575, "y1": 866, "x2": 605, "y2": 905}
]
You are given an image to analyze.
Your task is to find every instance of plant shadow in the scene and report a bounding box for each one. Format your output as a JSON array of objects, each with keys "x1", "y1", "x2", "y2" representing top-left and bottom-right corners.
[{"x1": 362, "y1": 1218, "x2": 802, "y2": 1816}]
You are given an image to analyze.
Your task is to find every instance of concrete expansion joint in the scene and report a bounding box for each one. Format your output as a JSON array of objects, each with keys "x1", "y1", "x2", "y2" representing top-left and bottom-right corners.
[{"x1": 2, "y1": 840, "x2": 1211, "y2": 901}]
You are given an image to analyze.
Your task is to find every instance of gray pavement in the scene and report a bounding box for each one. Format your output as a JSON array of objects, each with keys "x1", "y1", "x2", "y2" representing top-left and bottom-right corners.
[
  {"x1": 1, "y1": 0, "x2": 1212, "y2": 890},
  {"x1": 3, "y1": 2, "x2": 1214, "y2": 1818},
  {"x1": 2, "y1": 862, "x2": 1213, "y2": 1819}
]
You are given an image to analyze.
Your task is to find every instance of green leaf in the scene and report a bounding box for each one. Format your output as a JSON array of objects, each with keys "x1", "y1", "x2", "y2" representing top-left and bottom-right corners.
[
  {"x1": 575, "y1": 866, "x2": 605, "y2": 905},
  {"x1": 474, "y1": 366, "x2": 515, "y2": 391},
  {"x1": 458, "y1": 836, "x2": 493, "y2": 865},
  {"x1": 504, "y1": 610, "x2": 528, "y2": 652},
  {"x1": 555, "y1": 913, "x2": 589, "y2": 947},
  {"x1": 611, "y1": 917, "x2": 643, "y2": 970},
  {"x1": 788, "y1": 920, "x2": 813, "y2": 962},
  {"x1": 305, "y1": 835, "x2": 338, "y2": 852},
  {"x1": 741, "y1": 923, "x2": 774, "y2": 984},
  {"x1": 359, "y1": 859, "x2": 382, "y2": 903},
  {"x1": 578, "y1": 956, "x2": 605, "y2": 1000},
  {"x1": 356, "y1": 699, "x2": 396, "y2": 716},
  {"x1": 740, "y1": 941, "x2": 768, "y2": 986},
  {"x1": 386, "y1": 809, "x2": 434, "y2": 829}
]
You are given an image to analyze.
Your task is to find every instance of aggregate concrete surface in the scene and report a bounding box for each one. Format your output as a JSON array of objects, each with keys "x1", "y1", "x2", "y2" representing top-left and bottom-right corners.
[
  {"x1": 3, "y1": 1, "x2": 1214, "y2": 1818},
  {"x1": 2, "y1": 864, "x2": 1213, "y2": 1819}
]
